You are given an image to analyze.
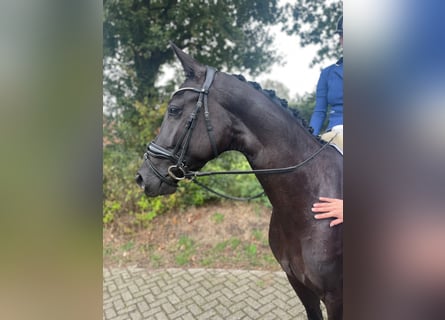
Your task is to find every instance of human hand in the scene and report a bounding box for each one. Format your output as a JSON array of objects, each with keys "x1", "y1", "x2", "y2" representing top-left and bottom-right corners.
[{"x1": 312, "y1": 197, "x2": 343, "y2": 227}]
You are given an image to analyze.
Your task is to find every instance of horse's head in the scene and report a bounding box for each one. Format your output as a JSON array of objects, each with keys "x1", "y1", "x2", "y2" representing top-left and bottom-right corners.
[{"x1": 136, "y1": 43, "x2": 232, "y2": 196}]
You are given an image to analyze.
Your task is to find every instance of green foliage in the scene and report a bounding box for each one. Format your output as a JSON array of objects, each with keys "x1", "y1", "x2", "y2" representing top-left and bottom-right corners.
[
  {"x1": 289, "y1": 91, "x2": 330, "y2": 133},
  {"x1": 104, "y1": 0, "x2": 284, "y2": 102},
  {"x1": 229, "y1": 238, "x2": 241, "y2": 250},
  {"x1": 103, "y1": 141, "x2": 180, "y2": 225},
  {"x1": 175, "y1": 236, "x2": 196, "y2": 266},
  {"x1": 252, "y1": 229, "x2": 264, "y2": 242},
  {"x1": 135, "y1": 197, "x2": 173, "y2": 225},
  {"x1": 121, "y1": 241, "x2": 134, "y2": 252},
  {"x1": 103, "y1": 142, "x2": 268, "y2": 225},
  {"x1": 245, "y1": 244, "x2": 258, "y2": 257},
  {"x1": 289, "y1": 92, "x2": 316, "y2": 123},
  {"x1": 284, "y1": 0, "x2": 343, "y2": 67},
  {"x1": 212, "y1": 212, "x2": 225, "y2": 224},
  {"x1": 103, "y1": 98, "x2": 182, "y2": 225},
  {"x1": 149, "y1": 253, "x2": 162, "y2": 268},
  {"x1": 192, "y1": 151, "x2": 268, "y2": 204},
  {"x1": 103, "y1": 146, "x2": 139, "y2": 216},
  {"x1": 103, "y1": 245, "x2": 114, "y2": 257},
  {"x1": 103, "y1": 200, "x2": 120, "y2": 224},
  {"x1": 196, "y1": 237, "x2": 274, "y2": 268}
]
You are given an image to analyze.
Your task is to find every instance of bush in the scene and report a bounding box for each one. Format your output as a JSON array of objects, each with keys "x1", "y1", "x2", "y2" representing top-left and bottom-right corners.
[
  {"x1": 103, "y1": 146, "x2": 269, "y2": 226},
  {"x1": 103, "y1": 144, "x2": 180, "y2": 225},
  {"x1": 191, "y1": 151, "x2": 269, "y2": 205}
]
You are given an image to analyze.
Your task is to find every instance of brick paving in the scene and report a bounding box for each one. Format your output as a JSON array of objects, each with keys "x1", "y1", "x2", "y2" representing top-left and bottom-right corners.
[{"x1": 103, "y1": 267, "x2": 324, "y2": 319}]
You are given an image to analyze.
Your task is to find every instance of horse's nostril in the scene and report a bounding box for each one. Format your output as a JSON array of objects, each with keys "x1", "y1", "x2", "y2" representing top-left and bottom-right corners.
[{"x1": 135, "y1": 173, "x2": 144, "y2": 189}]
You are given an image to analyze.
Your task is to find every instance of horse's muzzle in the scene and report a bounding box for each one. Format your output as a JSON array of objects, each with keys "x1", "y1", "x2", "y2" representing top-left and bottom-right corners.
[
  {"x1": 135, "y1": 169, "x2": 178, "y2": 197},
  {"x1": 135, "y1": 173, "x2": 145, "y2": 190}
]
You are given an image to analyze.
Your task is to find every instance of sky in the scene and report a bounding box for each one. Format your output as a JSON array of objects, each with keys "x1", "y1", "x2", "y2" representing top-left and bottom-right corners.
[
  {"x1": 253, "y1": 25, "x2": 321, "y2": 99},
  {"x1": 157, "y1": 1, "x2": 326, "y2": 100},
  {"x1": 158, "y1": 30, "x2": 322, "y2": 100}
]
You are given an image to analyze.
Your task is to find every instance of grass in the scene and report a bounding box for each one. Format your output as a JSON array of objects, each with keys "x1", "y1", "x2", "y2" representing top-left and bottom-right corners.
[
  {"x1": 229, "y1": 238, "x2": 241, "y2": 250},
  {"x1": 149, "y1": 253, "x2": 162, "y2": 268},
  {"x1": 104, "y1": 235, "x2": 279, "y2": 270},
  {"x1": 103, "y1": 231, "x2": 278, "y2": 270},
  {"x1": 245, "y1": 244, "x2": 257, "y2": 257},
  {"x1": 102, "y1": 202, "x2": 282, "y2": 271},
  {"x1": 214, "y1": 241, "x2": 228, "y2": 252},
  {"x1": 103, "y1": 245, "x2": 114, "y2": 256},
  {"x1": 105, "y1": 227, "x2": 278, "y2": 269},
  {"x1": 191, "y1": 238, "x2": 277, "y2": 269},
  {"x1": 212, "y1": 212, "x2": 225, "y2": 224},
  {"x1": 252, "y1": 229, "x2": 263, "y2": 241},
  {"x1": 175, "y1": 236, "x2": 196, "y2": 266},
  {"x1": 121, "y1": 241, "x2": 135, "y2": 251},
  {"x1": 252, "y1": 229, "x2": 269, "y2": 246}
]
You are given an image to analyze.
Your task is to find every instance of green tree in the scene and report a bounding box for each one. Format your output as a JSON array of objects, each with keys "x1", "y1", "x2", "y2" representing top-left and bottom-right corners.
[
  {"x1": 284, "y1": 0, "x2": 343, "y2": 67},
  {"x1": 103, "y1": 0, "x2": 288, "y2": 153},
  {"x1": 104, "y1": 0, "x2": 284, "y2": 104},
  {"x1": 289, "y1": 92, "x2": 316, "y2": 123}
]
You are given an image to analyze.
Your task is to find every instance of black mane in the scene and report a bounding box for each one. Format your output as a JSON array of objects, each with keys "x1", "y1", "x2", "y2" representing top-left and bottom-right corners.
[{"x1": 232, "y1": 74, "x2": 315, "y2": 135}]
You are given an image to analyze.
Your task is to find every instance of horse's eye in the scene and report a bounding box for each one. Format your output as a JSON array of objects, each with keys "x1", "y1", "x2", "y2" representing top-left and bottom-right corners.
[{"x1": 168, "y1": 105, "x2": 182, "y2": 117}]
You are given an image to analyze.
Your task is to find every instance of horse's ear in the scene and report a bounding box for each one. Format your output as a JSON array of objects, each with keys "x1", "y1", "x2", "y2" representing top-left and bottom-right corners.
[{"x1": 170, "y1": 42, "x2": 205, "y2": 79}]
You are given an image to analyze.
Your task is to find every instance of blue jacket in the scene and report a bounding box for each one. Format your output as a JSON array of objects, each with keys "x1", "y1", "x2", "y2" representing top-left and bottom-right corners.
[{"x1": 309, "y1": 57, "x2": 343, "y2": 136}]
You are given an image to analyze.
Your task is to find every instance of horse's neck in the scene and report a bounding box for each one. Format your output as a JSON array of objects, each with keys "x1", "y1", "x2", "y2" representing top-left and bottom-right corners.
[
  {"x1": 222, "y1": 85, "x2": 337, "y2": 208},
  {"x1": 227, "y1": 94, "x2": 320, "y2": 171},
  {"x1": 233, "y1": 107, "x2": 321, "y2": 207}
]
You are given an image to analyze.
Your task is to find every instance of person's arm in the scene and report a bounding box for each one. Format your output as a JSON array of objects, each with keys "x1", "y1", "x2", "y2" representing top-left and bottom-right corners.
[
  {"x1": 309, "y1": 69, "x2": 329, "y2": 136},
  {"x1": 312, "y1": 197, "x2": 343, "y2": 227}
]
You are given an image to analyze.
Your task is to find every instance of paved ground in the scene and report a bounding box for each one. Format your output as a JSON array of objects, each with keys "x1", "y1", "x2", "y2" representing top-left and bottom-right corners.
[{"x1": 103, "y1": 267, "x2": 325, "y2": 319}]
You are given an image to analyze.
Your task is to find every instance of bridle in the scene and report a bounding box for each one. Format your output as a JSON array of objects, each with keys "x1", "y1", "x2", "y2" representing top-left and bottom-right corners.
[
  {"x1": 143, "y1": 65, "x2": 335, "y2": 198},
  {"x1": 144, "y1": 66, "x2": 218, "y2": 186}
]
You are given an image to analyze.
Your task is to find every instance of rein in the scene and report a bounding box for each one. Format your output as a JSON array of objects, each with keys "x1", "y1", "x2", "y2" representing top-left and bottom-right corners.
[
  {"x1": 185, "y1": 139, "x2": 333, "y2": 179},
  {"x1": 186, "y1": 136, "x2": 334, "y2": 201},
  {"x1": 144, "y1": 65, "x2": 334, "y2": 201}
]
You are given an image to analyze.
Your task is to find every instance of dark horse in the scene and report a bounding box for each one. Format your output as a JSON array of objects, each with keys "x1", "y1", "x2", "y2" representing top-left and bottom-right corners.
[{"x1": 136, "y1": 44, "x2": 343, "y2": 320}]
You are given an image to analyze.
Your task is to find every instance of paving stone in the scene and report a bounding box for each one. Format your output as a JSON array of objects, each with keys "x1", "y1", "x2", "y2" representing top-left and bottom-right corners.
[{"x1": 103, "y1": 267, "x2": 325, "y2": 319}]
